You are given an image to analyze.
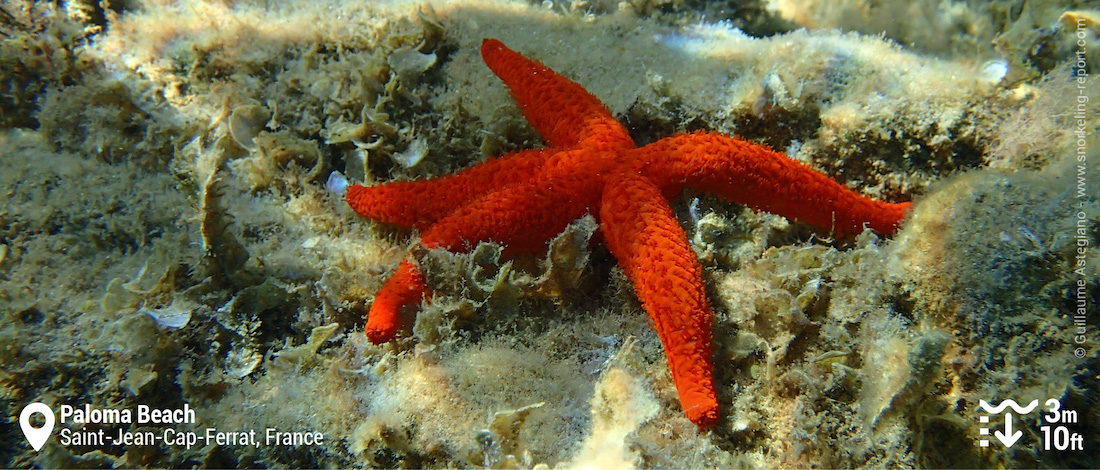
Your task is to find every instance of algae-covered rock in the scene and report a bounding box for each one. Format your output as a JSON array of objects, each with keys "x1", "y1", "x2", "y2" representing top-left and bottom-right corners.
[{"x1": 2, "y1": 0, "x2": 1097, "y2": 468}]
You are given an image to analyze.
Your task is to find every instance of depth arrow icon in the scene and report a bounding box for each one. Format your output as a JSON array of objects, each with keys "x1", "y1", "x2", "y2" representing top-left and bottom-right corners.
[{"x1": 994, "y1": 412, "x2": 1022, "y2": 447}]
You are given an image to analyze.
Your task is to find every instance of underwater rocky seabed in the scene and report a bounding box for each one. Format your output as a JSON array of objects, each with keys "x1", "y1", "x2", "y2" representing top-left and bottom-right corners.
[{"x1": 2, "y1": 0, "x2": 1099, "y2": 468}]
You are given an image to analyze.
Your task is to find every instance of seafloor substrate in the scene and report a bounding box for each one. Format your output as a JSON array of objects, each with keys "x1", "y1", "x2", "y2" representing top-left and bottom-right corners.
[{"x1": 1, "y1": 0, "x2": 1098, "y2": 468}]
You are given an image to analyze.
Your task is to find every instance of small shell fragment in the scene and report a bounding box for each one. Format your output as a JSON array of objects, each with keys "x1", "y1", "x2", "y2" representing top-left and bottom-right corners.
[
  {"x1": 326, "y1": 171, "x2": 348, "y2": 195},
  {"x1": 228, "y1": 104, "x2": 271, "y2": 150},
  {"x1": 390, "y1": 137, "x2": 429, "y2": 168},
  {"x1": 139, "y1": 298, "x2": 195, "y2": 329},
  {"x1": 979, "y1": 59, "x2": 1009, "y2": 84}
]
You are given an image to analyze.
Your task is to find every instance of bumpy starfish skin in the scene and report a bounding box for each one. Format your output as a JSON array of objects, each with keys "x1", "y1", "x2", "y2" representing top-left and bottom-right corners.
[{"x1": 346, "y1": 39, "x2": 911, "y2": 427}]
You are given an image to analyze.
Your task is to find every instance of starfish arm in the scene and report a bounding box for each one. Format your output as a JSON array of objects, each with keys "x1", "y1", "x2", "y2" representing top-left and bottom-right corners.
[
  {"x1": 365, "y1": 257, "x2": 430, "y2": 343},
  {"x1": 599, "y1": 172, "x2": 719, "y2": 427},
  {"x1": 419, "y1": 175, "x2": 602, "y2": 256},
  {"x1": 481, "y1": 39, "x2": 634, "y2": 151},
  {"x1": 363, "y1": 176, "x2": 602, "y2": 343},
  {"x1": 346, "y1": 149, "x2": 551, "y2": 229},
  {"x1": 643, "y1": 132, "x2": 911, "y2": 237}
]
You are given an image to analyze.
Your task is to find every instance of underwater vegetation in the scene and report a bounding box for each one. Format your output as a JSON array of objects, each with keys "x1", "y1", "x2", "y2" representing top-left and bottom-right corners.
[{"x1": 1, "y1": 0, "x2": 1097, "y2": 468}]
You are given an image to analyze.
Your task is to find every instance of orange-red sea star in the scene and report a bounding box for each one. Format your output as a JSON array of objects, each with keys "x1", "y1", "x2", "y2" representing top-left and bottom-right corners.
[{"x1": 346, "y1": 38, "x2": 911, "y2": 427}]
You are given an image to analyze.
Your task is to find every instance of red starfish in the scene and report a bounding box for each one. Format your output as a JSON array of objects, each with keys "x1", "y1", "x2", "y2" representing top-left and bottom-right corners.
[{"x1": 346, "y1": 39, "x2": 911, "y2": 427}]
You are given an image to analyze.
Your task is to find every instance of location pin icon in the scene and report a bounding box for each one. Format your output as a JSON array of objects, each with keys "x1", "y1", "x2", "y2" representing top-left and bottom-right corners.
[{"x1": 20, "y1": 402, "x2": 55, "y2": 452}]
